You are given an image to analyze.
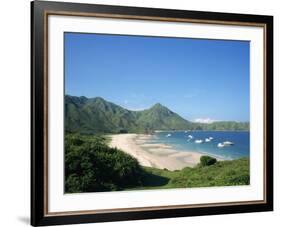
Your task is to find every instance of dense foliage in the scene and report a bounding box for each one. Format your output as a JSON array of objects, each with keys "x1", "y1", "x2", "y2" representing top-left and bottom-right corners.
[
  {"x1": 200, "y1": 156, "x2": 217, "y2": 166},
  {"x1": 65, "y1": 134, "x2": 144, "y2": 193},
  {"x1": 65, "y1": 95, "x2": 249, "y2": 134}
]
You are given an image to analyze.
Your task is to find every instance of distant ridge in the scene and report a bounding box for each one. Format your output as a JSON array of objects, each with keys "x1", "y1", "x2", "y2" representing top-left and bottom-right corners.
[{"x1": 65, "y1": 95, "x2": 249, "y2": 134}]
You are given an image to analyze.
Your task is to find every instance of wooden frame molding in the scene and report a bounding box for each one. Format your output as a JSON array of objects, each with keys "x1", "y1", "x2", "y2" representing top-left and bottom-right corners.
[{"x1": 31, "y1": 1, "x2": 273, "y2": 226}]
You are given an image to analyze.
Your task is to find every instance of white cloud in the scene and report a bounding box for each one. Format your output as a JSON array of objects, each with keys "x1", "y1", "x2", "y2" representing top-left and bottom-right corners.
[{"x1": 193, "y1": 118, "x2": 218, "y2": 124}]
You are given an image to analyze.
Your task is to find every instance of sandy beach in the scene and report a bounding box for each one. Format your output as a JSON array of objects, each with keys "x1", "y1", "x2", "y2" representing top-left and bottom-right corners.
[{"x1": 109, "y1": 134, "x2": 202, "y2": 171}]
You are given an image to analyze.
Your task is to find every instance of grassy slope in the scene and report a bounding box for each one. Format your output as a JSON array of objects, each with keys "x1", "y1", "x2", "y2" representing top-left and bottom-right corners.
[{"x1": 129, "y1": 158, "x2": 250, "y2": 190}]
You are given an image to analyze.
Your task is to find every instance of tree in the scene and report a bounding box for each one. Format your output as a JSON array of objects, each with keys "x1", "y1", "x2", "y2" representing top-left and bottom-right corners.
[
  {"x1": 200, "y1": 156, "x2": 217, "y2": 166},
  {"x1": 65, "y1": 134, "x2": 144, "y2": 193}
]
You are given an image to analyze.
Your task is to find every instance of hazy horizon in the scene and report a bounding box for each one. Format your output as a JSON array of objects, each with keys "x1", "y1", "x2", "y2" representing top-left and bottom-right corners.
[{"x1": 65, "y1": 32, "x2": 250, "y2": 122}]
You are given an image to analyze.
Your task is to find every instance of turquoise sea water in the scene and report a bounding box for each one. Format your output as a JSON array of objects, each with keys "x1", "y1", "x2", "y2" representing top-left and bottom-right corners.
[{"x1": 146, "y1": 131, "x2": 250, "y2": 160}]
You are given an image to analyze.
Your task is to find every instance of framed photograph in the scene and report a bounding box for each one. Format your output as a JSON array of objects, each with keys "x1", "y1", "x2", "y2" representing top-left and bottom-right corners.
[{"x1": 31, "y1": 0, "x2": 273, "y2": 226}]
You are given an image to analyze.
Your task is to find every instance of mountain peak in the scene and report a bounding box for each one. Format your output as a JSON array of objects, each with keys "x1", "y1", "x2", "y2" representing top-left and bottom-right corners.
[
  {"x1": 153, "y1": 102, "x2": 162, "y2": 107},
  {"x1": 147, "y1": 103, "x2": 175, "y2": 117},
  {"x1": 150, "y1": 103, "x2": 172, "y2": 113},
  {"x1": 151, "y1": 103, "x2": 166, "y2": 109},
  {"x1": 92, "y1": 96, "x2": 106, "y2": 102},
  {"x1": 65, "y1": 94, "x2": 88, "y2": 105}
]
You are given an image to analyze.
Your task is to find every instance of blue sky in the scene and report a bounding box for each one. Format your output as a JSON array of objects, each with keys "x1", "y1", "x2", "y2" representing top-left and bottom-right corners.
[{"x1": 65, "y1": 32, "x2": 249, "y2": 122}]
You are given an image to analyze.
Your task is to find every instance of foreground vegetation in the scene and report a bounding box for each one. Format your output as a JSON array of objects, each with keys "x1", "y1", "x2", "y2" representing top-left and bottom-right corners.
[
  {"x1": 65, "y1": 134, "x2": 144, "y2": 192},
  {"x1": 137, "y1": 158, "x2": 249, "y2": 190},
  {"x1": 65, "y1": 134, "x2": 250, "y2": 193}
]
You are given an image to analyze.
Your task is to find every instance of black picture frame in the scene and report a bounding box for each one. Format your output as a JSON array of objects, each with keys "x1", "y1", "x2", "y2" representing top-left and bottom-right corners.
[{"x1": 31, "y1": 0, "x2": 273, "y2": 226}]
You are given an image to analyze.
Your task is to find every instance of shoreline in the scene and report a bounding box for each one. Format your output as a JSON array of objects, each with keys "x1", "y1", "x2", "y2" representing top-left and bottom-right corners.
[{"x1": 109, "y1": 134, "x2": 202, "y2": 171}]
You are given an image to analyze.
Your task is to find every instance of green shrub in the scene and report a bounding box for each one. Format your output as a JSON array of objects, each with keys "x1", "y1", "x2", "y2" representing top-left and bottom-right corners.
[
  {"x1": 200, "y1": 156, "x2": 217, "y2": 166},
  {"x1": 65, "y1": 134, "x2": 144, "y2": 193}
]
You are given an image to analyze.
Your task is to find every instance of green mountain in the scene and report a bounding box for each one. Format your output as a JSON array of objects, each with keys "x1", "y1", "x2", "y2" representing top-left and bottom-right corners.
[
  {"x1": 134, "y1": 103, "x2": 193, "y2": 131},
  {"x1": 65, "y1": 95, "x2": 138, "y2": 134},
  {"x1": 196, "y1": 121, "x2": 249, "y2": 131},
  {"x1": 65, "y1": 95, "x2": 249, "y2": 134}
]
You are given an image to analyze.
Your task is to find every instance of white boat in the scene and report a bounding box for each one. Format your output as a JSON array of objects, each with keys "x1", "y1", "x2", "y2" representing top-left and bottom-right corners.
[
  {"x1": 188, "y1": 135, "x2": 193, "y2": 139},
  {"x1": 223, "y1": 141, "x2": 234, "y2": 146},
  {"x1": 195, "y1": 139, "x2": 203, "y2": 144},
  {"x1": 166, "y1": 133, "x2": 172, "y2": 137},
  {"x1": 209, "y1": 137, "x2": 213, "y2": 140},
  {"x1": 205, "y1": 138, "x2": 211, "y2": 142},
  {"x1": 217, "y1": 141, "x2": 234, "y2": 148}
]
